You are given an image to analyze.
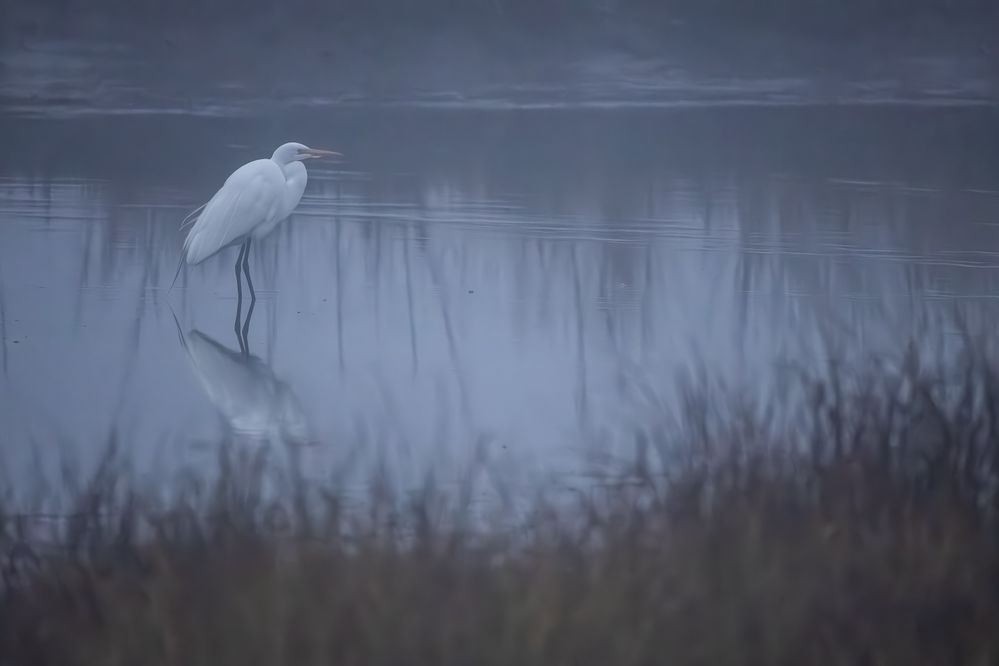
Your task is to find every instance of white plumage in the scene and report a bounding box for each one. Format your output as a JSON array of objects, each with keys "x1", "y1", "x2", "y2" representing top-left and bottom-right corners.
[{"x1": 171, "y1": 142, "x2": 340, "y2": 286}]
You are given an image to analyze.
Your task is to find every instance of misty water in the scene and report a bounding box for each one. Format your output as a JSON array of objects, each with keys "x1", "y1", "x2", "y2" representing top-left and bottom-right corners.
[{"x1": 2, "y1": 105, "x2": 999, "y2": 489}]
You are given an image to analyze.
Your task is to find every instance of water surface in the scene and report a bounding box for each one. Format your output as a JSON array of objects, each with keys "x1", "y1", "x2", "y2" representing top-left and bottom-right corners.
[{"x1": 1, "y1": 107, "x2": 999, "y2": 487}]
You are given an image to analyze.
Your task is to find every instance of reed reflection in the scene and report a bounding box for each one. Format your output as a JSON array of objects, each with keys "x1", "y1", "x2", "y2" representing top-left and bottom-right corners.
[{"x1": 1, "y1": 110, "x2": 999, "y2": 479}]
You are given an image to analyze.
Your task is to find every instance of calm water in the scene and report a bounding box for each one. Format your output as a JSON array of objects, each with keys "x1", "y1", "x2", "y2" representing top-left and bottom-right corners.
[{"x1": 1, "y1": 107, "x2": 999, "y2": 487}]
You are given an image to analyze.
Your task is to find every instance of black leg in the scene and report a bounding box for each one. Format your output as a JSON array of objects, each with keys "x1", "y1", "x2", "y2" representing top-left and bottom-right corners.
[
  {"x1": 242, "y1": 238, "x2": 256, "y2": 303},
  {"x1": 241, "y1": 238, "x2": 255, "y2": 352},
  {"x1": 234, "y1": 241, "x2": 246, "y2": 355}
]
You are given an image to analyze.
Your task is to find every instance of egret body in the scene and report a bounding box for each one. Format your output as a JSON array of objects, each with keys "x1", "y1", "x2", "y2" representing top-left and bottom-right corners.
[{"x1": 171, "y1": 142, "x2": 340, "y2": 289}]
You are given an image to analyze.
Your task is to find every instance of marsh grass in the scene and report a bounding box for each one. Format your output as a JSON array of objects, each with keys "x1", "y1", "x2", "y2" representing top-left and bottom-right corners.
[{"x1": 4, "y1": 337, "x2": 999, "y2": 665}]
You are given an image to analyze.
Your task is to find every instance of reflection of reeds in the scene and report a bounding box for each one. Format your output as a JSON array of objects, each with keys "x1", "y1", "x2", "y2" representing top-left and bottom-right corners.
[
  {"x1": 5, "y1": 337, "x2": 999, "y2": 665},
  {"x1": 8, "y1": 145, "x2": 995, "y2": 367},
  {"x1": 5, "y1": 131, "x2": 999, "y2": 478},
  {"x1": 404, "y1": 221, "x2": 420, "y2": 375},
  {"x1": 0, "y1": 264, "x2": 7, "y2": 377}
]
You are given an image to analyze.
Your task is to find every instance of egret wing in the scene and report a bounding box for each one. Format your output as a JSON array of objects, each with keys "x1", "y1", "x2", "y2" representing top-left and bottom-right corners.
[{"x1": 183, "y1": 160, "x2": 285, "y2": 265}]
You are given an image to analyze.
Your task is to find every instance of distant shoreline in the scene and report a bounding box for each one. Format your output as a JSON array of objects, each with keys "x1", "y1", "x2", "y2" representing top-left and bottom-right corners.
[
  {"x1": 3, "y1": 5, "x2": 996, "y2": 118},
  {"x1": 5, "y1": 0, "x2": 999, "y2": 32}
]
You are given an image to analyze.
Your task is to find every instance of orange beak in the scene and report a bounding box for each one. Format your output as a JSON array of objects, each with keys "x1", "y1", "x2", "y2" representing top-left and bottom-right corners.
[{"x1": 300, "y1": 148, "x2": 342, "y2": 160}]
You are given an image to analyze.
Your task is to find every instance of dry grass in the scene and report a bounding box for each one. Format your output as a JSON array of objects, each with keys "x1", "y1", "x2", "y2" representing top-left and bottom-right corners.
[{"x1": 3, "y1": 339, "x2": 999, "y2": 665}]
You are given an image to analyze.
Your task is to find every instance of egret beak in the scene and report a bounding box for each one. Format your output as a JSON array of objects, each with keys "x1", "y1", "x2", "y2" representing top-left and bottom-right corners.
[{"x1": 301, "y1": 148, "x2": 342, "y2": 160}]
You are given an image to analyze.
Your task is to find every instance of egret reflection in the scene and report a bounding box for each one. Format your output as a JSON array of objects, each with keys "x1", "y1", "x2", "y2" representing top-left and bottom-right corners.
[{"x1": 172, "y1": 291, "x2": 309, "y2": 444}]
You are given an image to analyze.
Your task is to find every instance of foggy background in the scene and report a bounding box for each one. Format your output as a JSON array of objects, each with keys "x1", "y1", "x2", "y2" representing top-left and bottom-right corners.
[{"x1": 3, "y1": 0, "x2": 998, "y2": 115}]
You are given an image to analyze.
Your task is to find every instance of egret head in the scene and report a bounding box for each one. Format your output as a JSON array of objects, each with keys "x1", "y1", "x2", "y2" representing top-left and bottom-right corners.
[{"x1": 271, "y1": 142, "x2": 342, "y2": 165}]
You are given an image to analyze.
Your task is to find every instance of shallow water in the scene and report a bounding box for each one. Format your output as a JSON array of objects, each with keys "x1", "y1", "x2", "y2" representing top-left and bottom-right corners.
[{"x1": 1, "y1": 107, "x2": 999, "y2": 487}]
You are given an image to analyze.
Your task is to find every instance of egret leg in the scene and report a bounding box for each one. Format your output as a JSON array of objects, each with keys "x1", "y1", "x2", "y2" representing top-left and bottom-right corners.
[
  {"x1": 242, "y1": 238, "x2": 256, "y2": 303},
  {"x1": 234, "y1": 241, "x2": 247, "y2": 355},
  {"x1": 240, "y1": 238, "x2": 255, "y2": 351}
]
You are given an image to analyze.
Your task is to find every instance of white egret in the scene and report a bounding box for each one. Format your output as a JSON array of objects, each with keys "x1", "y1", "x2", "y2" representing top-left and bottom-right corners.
[{"x1": 171, "y1": 142, "x2": 341, "y2": 290}]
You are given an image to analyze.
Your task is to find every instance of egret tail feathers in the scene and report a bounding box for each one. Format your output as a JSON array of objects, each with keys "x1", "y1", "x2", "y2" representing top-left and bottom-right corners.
[
  {"x1": 179, "y1": 203, "x2": 206, "y2": 230},
  {"x1": 171, "y1": 202, "x2": 204, "y2": 290}
]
